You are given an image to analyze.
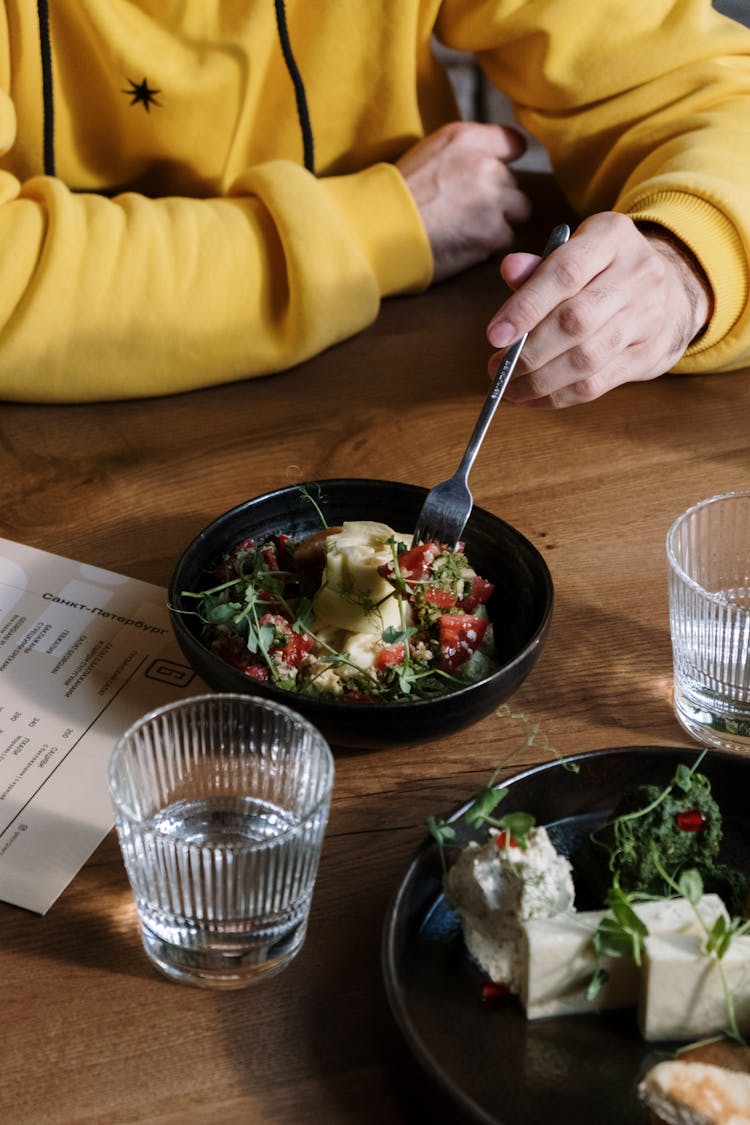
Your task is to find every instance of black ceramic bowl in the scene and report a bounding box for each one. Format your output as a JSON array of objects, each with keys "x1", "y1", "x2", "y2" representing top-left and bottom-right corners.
[{"x1": 168, "y1": 479, "x2": 553, "y2": 750}]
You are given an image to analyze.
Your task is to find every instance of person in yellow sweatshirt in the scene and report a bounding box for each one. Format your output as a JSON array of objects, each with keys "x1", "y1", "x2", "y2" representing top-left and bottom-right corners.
[{"x1": 0, "y1": 1, "x2": 748, "y2": 407}]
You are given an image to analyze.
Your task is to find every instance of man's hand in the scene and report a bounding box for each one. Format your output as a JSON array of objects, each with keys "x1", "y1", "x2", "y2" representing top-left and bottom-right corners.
[
  {"x1": 397, "y1": 122, "x2": 532, "y2": 282},
  {"x1": 486, "y1": 212, "x2": 713, "y2": 408}
]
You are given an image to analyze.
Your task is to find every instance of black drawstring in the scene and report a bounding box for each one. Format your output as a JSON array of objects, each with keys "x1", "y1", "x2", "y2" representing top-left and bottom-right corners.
[
  {"x1": 273, "y1": 0, "x2": 315, "y2": 174},
  {"x1": 35, "y1": 1, "x2": 314, "y2": 180},
  {"x1": 37, "y1": 0, "x2": 55, "y2": 176}
]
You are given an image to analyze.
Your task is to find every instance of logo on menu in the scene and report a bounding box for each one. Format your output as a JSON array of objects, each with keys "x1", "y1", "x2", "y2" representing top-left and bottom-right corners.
[{"x1": 144, "y1": 659, "x2": 196, "y2": 688}]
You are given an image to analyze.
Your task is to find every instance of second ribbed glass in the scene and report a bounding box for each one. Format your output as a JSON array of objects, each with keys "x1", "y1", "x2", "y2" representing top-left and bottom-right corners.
[
  {"x1": 667, "y1": 491, "x2": 750, "y2": 751},
  {"x1": 109, "y1": 693, "x2": 334, "y2": 989}
]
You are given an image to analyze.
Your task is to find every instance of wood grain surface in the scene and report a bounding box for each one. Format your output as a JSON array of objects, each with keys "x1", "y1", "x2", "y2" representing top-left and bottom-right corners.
[{"x1": 1, "y1": 177, "x2": 748, "y2": 1124}]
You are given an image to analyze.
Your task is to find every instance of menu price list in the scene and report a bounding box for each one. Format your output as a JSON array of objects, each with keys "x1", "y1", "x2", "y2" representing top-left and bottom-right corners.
[{"x1": 0, "y1": 538, "x2": 203, "y2": 913}]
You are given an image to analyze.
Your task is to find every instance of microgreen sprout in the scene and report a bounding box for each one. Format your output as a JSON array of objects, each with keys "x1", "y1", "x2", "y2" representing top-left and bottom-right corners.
[
  {"x1": 427, "y1": 727, "x2": 569, "y2": 881},
  {"x1": 425, "y1": 712, "x2": 582, "y2": 871},
  {"x1": 297, "y1": 483, "x2": 329, "y2": 528},
  {"x1": 587, "y1": 882, "x2": 651, "y2": 1000}
]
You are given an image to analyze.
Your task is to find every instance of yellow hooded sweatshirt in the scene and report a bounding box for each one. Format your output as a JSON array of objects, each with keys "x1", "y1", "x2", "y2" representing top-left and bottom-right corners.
[{"x1": 1, "y1": 0, "x2": 749, "y2": 402}]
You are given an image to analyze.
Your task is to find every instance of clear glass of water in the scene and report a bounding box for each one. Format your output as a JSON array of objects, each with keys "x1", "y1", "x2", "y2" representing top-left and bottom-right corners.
[
  {"x1": 108, "y1": 693, "x2": 334, "y2": 989},
  {"x1": 667, "y1": 490, "x2": 750, "y2": 751}
]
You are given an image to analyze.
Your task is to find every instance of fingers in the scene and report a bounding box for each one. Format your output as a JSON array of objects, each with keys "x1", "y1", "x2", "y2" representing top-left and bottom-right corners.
[
  {"x1": 417, "y1": 120, "x2": 527, "y2": 163},
  {"x1": 398, "y1": 121, "x2": 533, "y2": 282},
  {"x1": 493, "y1": 305, "x2": 655, "y2": 408},
  {"x1": 396, "y1": 120, "x2": 526, "y2": 177},
  {"x1": 450, "y1": 120, "x2": 528, "y2": 164},
  {"x1": 484, "y1": 212, "x2": 709, "y2": 408},
  {"x1": 488, "y1": 215, "x2": 622, "y2": 348}
]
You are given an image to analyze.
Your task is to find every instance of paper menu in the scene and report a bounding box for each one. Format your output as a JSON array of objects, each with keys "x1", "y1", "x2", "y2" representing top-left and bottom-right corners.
[{"x1": 0, "y1": 537, "x2": 205, "y2": 914}]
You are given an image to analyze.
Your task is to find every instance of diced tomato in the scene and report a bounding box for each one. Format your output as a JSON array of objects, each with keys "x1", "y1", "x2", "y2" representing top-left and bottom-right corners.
[
  {"x1": 279, "y1": 630, "x2": 315, "y2": 667},
  {"x1": 380, "y1": 542, "x2": 441, "y2": 583},
  {"x1": 495, "y1": 830, "x2": 518, "y2": 849},
  {"x1": 375, "y1": 642, "x2": 405, "y2": 671},
  {"x1": 459, "y1": 576, "x2": 495, "y2": 613},
  {"x1": 244, "y1": 664, "x2": 270, "y2": 682},
  {"x1": 424, "y1": 585, "x2": 457, "y2": 609},
  {"x1": 261, "y1": 543, "x2": 280, "y2": 571},
  {"x1": 234, "y1": 537, "x2": 257, "y2": 554},
  {"x1": 258, "y1": 612, "x2": 292, "y2": 636},
  {"x1": 276, "y1": 533, "x2": 293, "y2": 565},
  {"x1": 438, "y1": 613, "x2": 488, "y2": 672},
  {"x1": 257, "y1": 613, "x2": 313, "y2": 666}
]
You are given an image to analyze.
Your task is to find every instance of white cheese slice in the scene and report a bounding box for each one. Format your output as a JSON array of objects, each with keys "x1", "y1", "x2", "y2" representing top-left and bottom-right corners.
[
  {"x1": 639, "y1": 930, "x2": 750, "y2": 1042},
  {"x1": 521, "y1": 894, "x2": 728, "y2": 1021}
]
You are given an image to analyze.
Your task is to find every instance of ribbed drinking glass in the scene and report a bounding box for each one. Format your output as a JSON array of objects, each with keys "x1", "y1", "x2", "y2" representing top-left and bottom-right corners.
[
  {"x1": 109, "y1": 693, "x2": 334, "y2": 988},
  {"x1": 667, "y1": 491, "x2": 750, "y2": 751}
]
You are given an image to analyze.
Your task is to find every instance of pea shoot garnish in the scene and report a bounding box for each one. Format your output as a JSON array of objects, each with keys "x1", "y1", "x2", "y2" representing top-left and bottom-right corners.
[{"x1": 426, "y1": 714, "x2": 577, "y2": 871}]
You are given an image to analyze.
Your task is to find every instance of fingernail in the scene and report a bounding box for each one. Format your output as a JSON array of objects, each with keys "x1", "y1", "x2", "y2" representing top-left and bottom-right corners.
[{"x1": 487, "y1": 320, "x2": 515, "y2": 348}]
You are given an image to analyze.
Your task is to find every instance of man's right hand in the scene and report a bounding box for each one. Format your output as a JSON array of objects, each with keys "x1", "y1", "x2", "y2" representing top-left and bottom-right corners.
[{"x1": 396, "y1": 121, "x2": 532, "y2": 282}]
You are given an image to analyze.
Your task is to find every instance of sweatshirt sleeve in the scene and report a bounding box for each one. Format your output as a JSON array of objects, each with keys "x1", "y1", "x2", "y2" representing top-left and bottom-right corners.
[
  {"x1": 438, "y1": 0, "x2": 750, "y2": 374},
  {"x1": 0, "y1": 106, "x2": 433, "y2": 403}
]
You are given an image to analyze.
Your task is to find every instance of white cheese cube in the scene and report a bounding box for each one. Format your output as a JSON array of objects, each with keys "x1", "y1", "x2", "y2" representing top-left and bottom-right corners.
[
  {"x1": 639, "y1": 931, "x2": 750, "y2": 1042},
  {"x1": 521, "y1": 894, "x2": 728, "y2": 1021},
  {"x1": 521, "y1": 911, "x2": 615, "y2": 1019}
]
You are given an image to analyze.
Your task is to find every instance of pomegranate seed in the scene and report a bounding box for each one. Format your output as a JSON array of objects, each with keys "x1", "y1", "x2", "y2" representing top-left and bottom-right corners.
[
  {"x1": 496, "y1": 830, "x2": 518, "y2": 849},
  {"x1": 480, "y1": 981, "x2": 511, "y2": 1008},
  {"x1": 676, "y1": 809, "x2": 707, "y2": 833}
]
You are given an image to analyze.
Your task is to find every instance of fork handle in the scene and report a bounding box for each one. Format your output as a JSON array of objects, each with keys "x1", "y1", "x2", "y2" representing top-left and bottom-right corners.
[{"x1": 455, "y1": 222, "x2": 571, "y2": 480}]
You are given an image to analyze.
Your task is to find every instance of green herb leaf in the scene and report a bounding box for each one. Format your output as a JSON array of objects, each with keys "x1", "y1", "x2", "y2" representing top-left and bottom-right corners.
[
  {"x1": 426, "y1": 815, "x2": 456, "y2": 847},
  {"x1": 678, "y1": 868, "x2": 704, "y2": 905},
  {"x1": 498, "y1": 812, "x2": 535, "y2": 848},
  {"x1": 586, "y1": 965, "x2": 609, "y2": 1001},
  {"x1": 706, "y1": 915, "x2": 732, "y2": 959},
  {"x1": 382, "y1": 624, "x2": 417, "y2": 644},
  {"x1": 464, "y1": 785, "x2": 508, "y2": 827},
  {"x1": 593, "y1": 918, "x2": 636, "y2": 959},
  {"x1": 673, "y1": 763, "x2": 695, "y2": 793}
]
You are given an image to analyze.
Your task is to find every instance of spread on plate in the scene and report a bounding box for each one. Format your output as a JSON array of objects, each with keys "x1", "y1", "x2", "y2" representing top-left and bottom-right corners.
[{"x1": 445, "y1": 825, "x2": 574, "y2": 993}]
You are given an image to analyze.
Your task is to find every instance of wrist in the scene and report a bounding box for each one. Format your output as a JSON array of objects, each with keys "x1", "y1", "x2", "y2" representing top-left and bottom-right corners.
[{"x1": 638, "y1": 223, "x2": 714, "y2": 343}]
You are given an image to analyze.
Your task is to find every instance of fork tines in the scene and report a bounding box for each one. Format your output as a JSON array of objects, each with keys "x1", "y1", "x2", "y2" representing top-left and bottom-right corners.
[{"x1": 412, "y1": 477, "x2": 473, "y2": 549}]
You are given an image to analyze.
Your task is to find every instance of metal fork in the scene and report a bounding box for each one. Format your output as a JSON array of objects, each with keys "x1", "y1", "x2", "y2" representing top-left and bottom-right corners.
[{"x1": 412, "y1": 222, "x2": 571, "y2": 547}]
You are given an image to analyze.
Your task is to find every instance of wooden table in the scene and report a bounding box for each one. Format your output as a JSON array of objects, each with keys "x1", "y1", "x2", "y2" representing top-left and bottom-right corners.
[{"x1": 1, "y1": 180, "x2": 748, "y2": 1124}]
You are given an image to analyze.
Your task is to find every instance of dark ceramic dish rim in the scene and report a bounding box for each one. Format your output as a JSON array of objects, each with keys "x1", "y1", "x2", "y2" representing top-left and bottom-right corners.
[{"x1": 380, "y1": 744, "x2": 749, "y2": 1125}]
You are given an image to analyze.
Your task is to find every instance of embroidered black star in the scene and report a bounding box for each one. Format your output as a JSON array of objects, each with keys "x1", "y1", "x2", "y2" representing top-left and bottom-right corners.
[{"x1": 122, "y1": 77, "x2": 161, "y2": 112}]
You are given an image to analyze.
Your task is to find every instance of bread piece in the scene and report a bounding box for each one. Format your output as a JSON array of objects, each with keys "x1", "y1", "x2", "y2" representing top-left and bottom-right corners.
[
  {"x1": 639, "y1": 1052, "x2": 750, "y2": 1125},
  {"x1": 680, "y1": 1043, "x2": 750, "y2": 1073},
  {"x1": 639, "y1": 1059, "x2": 750, "y2": 1124}
]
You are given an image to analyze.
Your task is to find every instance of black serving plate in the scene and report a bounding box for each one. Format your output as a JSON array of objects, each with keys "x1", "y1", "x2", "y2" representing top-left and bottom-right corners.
[
  {"x1": 169, "y1": 479, "x2": 553, "y2": 750},
  {"x1": 382, "y1": 745, "x2": 750, "y2": 1124}
]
